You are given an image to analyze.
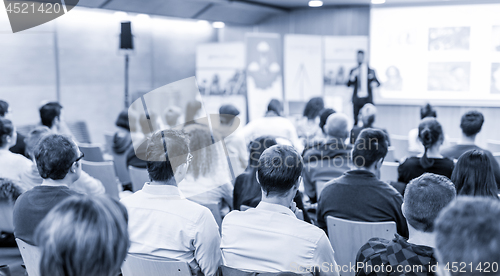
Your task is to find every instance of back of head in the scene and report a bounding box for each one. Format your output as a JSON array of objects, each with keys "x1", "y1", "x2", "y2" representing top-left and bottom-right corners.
[
  {"x1": 319, "y1": 108, "x2": 336, "y2": 134},
  {"x1": 403, "y1": 173, "x2": 456, "y2": 232},
  {"x1": 184, "y1": 124, "x2": 216, "y2": 179},
  {"x1": 460, "y1": 110, "x2": 484, "y2": 137},
  {"x1": 35, "y1": 134, "x2": 77, "y2": 180},
  {"x1": 435, "y1": 196, "x2": 500, "y2": 276},
  {"x1": 219, "y1": 104, "x2": 240, "y2": 125},
  {"x1": 257, "y1": 145, "x2": 303, "y2": 197},
  {"x1": 35, "y1": 195, "x2": 129, "y2": 276},
  {"x1": 418, "y1": 117, "x2": 444, "y2": 169},
  {"x1": 360, "y1": 103, "x2": 377, "y2": 127},
  {"x1": 0, "y1": 178, "x2": 24, "y2": 202},
  {"x1": 451, "y1": 150, "x2": 498, "y2": 198},
  {"x1": 0, "y1": 118, "x2": 14, "y2": 148},
  {"x1": 185, "y1": 100, "x2": 202, "y2": 123},
  {"x1": 39, "y1": 102, "x2": 62, "y2": 128},
  {"x1": 267, "y1": 99, "x2": 282, "y2": 116},
  {"x1": 325, "y1": 113, "x2": 349, "y2": 140},
  {"x1": 115, "y1": 110, "x2": 130, "y2": 131},
  {"x1": 352, "y1": 128, "x2": 389, "y2": 168},
  {"x1": 164, "y1": 106, "x2": 181, "y2": 127},
  {"x1": 0, "y1": 100, "x2": 9, "y2": 117},
  {"x1": 303, "y1": 97, "x2": 324, "y2": 120},
  {"x1": 248, "y1": 136, "x2": 277, "y2": 169},
  {"x1": 146, "y1": 129, "x2": 190, "y2": 183},
  {"x1": 420, "y1": 103, "x2": 437, "y2": 119},
  {"x1": 25, "y1": 126, "x2": 51, "y2": 160}
]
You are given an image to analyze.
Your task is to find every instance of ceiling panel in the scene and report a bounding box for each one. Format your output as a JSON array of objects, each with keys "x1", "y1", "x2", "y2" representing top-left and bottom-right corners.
[
  {"x1": 197, "y1": 3, "x2": 280, "y2": 25},
  {"x1": 103, "y1": 0, "x2": 211, "y2": 18}
]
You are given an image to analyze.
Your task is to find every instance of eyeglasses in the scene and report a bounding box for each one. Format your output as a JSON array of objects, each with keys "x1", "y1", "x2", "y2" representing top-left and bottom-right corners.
[{"x1": 74, "y1": 152, "x2": 84, "y2": 164}]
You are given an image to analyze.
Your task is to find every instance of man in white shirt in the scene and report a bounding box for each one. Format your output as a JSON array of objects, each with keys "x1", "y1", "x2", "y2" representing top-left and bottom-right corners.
[
  {"x1": 221, "y1": 144, "x2": 339, "y2": 276},
  {"x1": 121, "y1": 129, "x2": 221, "y2": 276}
]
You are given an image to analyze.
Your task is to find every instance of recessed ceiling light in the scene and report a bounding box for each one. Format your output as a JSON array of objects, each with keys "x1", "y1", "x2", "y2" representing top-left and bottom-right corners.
[
  {"x1": 371, "y1": 0, "x2": 386, "y2": 4},
  {"x1": 212, "y1": 21, "x2": 225, "y2": 28},
  {"x1": 308, "y1": 0, "x2": 323, "y2": 7}
]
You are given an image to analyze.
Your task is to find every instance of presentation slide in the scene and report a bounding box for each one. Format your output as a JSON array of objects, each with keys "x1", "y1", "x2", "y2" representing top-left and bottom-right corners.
[{"x1": 370, "y1": 3, "x2": 500, "y2": 106}]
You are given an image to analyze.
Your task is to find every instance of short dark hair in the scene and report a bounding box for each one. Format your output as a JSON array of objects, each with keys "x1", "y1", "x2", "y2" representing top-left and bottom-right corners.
[
  {"x1": 357, "y1": 50, "x2": 365, "y2": 55},
  {"x1": 451, "y1": 150, "x2": 498, "y2": 198},
  {"x1": 35, "y1": 134, "x2": 78, "y2": 180},
  {"x1": 257, "y1": 145, "x2": 303, "y2": 197},
  {"x1": 319, "y1": 108, "x2": 336, "y2": 134},
  {"x1": 146, "y1": 130, "x2": 190, "y2": 182},
  {"x1": 303, "y1": 97, "x2": 324, "y2": 120},
  {"x1": 25, "y1": 126, "x2": 51, "y2": 160},
  {"x1": 39, "y1": 102, "x2": 62, "y2": 128},
  {"x1": 404, "y1": 173, "x2": 455, "y2": 232},
  {"x1": 352, "y1": 128, "x2": 389, "y2": 168},
  {"x1": 267, "y1": 99, "x2": 282, "y2": 116},
  {"x1": 460, "y1": 110, "x2": 484, "y2": 137},
  {"x1": 420, "y1": 103, "x2": 436, "y2": 119},
  {"x1": 435, "y1": 197, "x2": 500, "y2": 276},
  {"x1": 115, "y1": 110, "x2": 130, "y2": 131},
  {"x1": 0, "y1": 118, "x2": 14, "y2": 148},
  {"x1": 0, "y1": 100, "x2": 9, "y2": 117}
]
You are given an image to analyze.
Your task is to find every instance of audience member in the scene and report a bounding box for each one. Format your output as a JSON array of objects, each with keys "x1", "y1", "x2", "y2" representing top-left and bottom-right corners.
[
  {"x1": 0, "y1": 118, "x2": 32, "y2": 182},
  {"x1": 185, "y1": 100, "x2": 203, "y2": 125},
  {"x1": 296, "y1": 97, "x2": 324, "y2": 141},
  {"x1": 120, "y1": 129, "x2": 221, "y2": 276},
  {"x1": 317, "y1": 128, "x2": 408, "y2": 237},
  {"x1": 217, "y1": 104, "x2": 248, "y2": 177},
  {"x1": 34, "y1": 196, "x2": 129, "y2": 276},
  {"x1": 112, "y1": 110, "x2": 147, "y2": 170},
  {"x1": 221, "y1": 145, "x2": 339, "y2": 276},
  {"x1": 241, "y1": 99, "x2": 303, "y2": 153},
  {"x1": 19, "y1": 126, "x2": 104, "y2": 195},
  {"x1": 398, "y1": 118, "x2": 454, "y2": 184},
  {"x1": 163, "y1": 105, "x2": 182, "y2": 129},
  {"x1": 13, "y1": 134, "x2": 83, "y2": 245},
  {"x1": 408, "y1": 103, "x2": 437, "y2": 153},
  {"x1": 441, "y1": 110, "x2": 500, "y2": 188},
  {"x1": 350, "y1": 103, "x2": 390, "y2": 146},
  {"x1": 303, "y1": 108, "x2": 336, "y2": 152},
  {"x1": 302, "y1": 113, "x2": 352, "y2": 203},
  {"x1": 179, "y1": 124, "x2": 233, "y2": 217},
  {"x1": 0, "y1": 100, "x2": 27, "y2": 158},
  {"x1": 435, "y1": 197, "x2": 500, "y2": 276},
  {"x1": 0, "y1": 178, "x2": 25, "y2": 248},
  {"x1": 39, "y1": 102, "x2": 72, "y2": 136},
  {"x1": 451, "y1": 150, "x2": 498, "y2": 198},
  {"x1": 356, "y1": 173, "x2": 456, "y2": 276}
]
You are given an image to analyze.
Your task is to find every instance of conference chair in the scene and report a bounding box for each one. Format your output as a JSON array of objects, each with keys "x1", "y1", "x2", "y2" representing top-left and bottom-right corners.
[
  {"x1": 326, "y1": 216, "x2": 396, "y2": 276},
  {"x1": 79, "y1": 143, "x2": 105, "y2": 162},
  {"x1": 121, "y1": 254, "x2": 191, "y2": 276},
  {"x1": 128, "y1": 166, "x2": 149, "y2": 192},
  {"x1": 16, "y1": 238, "x2": 41, "y2": 276},
  {"x1": 217, "y1": 265, "x2": 317, "y2": 276},
  {"x1": 81, "y1": 160, "x2": 120, "y2": 200},
  {"x1": 103, "y1": 133, "x2": 114, "y2": 154},
  {"x1": 380, "y1": 162, "x2": 399, "y2": 183},
  {"x1": 0, "y1": 199, "x2": 14, "y2": 233},
  {"x1": 488, "y1": 140, "x2": 500, "y2": 153},
  {"x1": 385, "y1": 147, "x2": 396, "y2": 162},
  {"x1": 390, "y1": 135, "x2": 409, "y2": 161},
  {"x1": 112, "y1": 149, "x2": 131, "y2": 185},
  {"x1": 67, "y1": 121, "x2": 92, "y2": 144}
]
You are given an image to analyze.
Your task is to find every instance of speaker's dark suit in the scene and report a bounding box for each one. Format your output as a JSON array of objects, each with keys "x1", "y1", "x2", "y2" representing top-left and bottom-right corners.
[{"x1": 347, "y1": 65, "x2": 380, "y2": 125}]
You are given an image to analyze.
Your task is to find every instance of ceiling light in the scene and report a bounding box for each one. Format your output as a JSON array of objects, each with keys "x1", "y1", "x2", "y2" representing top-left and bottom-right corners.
[
  {"x1": 308, "y1": 0, "x2": 323, "y2": 7},
  {"x1": 114, "y1": 11, "x2": 128, "y2": 18},
  {"x1": 197, "y1": 20, "x2": 209, "y2": 24},
  {"x1": 212, "y1": 21, "x2": 225, "y2": 28},
  {"x1": 371, "y1": 0, "x2": 386, "y2": 4}
]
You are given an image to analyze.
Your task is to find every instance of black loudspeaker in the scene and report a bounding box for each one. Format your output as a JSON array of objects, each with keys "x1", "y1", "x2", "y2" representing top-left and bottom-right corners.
[{"x1": 120, "y1": 21, "x2": 133, "y2": 50}]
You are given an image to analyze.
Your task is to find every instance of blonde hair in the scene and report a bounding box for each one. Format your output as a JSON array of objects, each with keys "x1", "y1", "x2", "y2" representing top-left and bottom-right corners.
[{"x1": 35, "y1": 195, "x2": 130, "y2": 276}]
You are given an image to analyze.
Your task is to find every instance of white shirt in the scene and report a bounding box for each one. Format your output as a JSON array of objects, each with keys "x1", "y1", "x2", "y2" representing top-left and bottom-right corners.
[
  {"x1": 120, "y1": 183, "x2": 222, "y2": 276},
  {"x1": 0, "y1": 150, "x2": 32, "y2": 181},
  {"x1": 221, "y1": 202, "x2": 339, "y2": 276}
]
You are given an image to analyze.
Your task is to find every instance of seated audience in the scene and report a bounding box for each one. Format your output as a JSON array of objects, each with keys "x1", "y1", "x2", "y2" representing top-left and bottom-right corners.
[
  {"x1": 221, "y1": 145, "x2": 339, "y2": 276},
  {"x1": 0, "y1": 178, "x2": 25, "y2": 248},
  {"x1": 302, "y1": 113, "x2": 352, "y2": 203},
  {"x1": 0, "y1": 100, "x2": 27, "y2": 158},
  {"x1": 179, "y1": 124, "x2": 233, "y2": 217},
  {"x1": 163, "y1": 105, "x2": 182, "y2": 129},
  {"x1": 317, "y1": 129, "x2": 408, "y2": 238},
  {"x1": 435, "y1": 197, "x2": 500, "y2": 276},
  {"x1": 241, "y1": 99, "x2": 303, "y2": 153},
  {"x1": 185, "y1": 100, "x2": 203, "y2": 125},
  {"x1": 451, "y1": 150, "x2": 498, "y2": 198},
  {"x1": 112, "y1": 110, "x2": 147, "y2": 170},
  {"x1": 296, "y1": 97, "x2": 324, "y2": 141},
  {"x1": 398, "y1": 118, "x2": 454, "y2": 184},
  {"x1": 408, "y1": 103, "x2": 437, "y2": 153},
  {"x1": 19, "y1": 126, "x2": 104, "y2": 195},
  {"x1": 39, "y1": 102, "x2": 72, "y2": 136},
  {"x1": 441, "y1": 110, "x2": 500, "y2": 188},
  {"x1": 13, "y1": 134, "x2": 83, "y2": 245},
  {"x1": 0, "y1": 118, "x2": 32, "y2": 182},
  {"x1": 120, "y1": 130, "x2": 221, "y2": 276},
  {"x1": 217, "y1": 104, "x2": 248, "y2": 177},
  {"x1": 303, "y1": 108, "x2": 336, "y2": 152},
  {"x1": 350, "y1": 104, "x2": 390, "y2": 146},
  {"x1": 356, "y1": 173, "x2": 456, "y2": 276},
  {"x1": 34, "y1": 196, "x2": 129, "y2": 276}
]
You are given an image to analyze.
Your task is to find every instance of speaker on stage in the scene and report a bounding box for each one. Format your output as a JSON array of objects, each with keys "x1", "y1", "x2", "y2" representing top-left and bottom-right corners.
[{"x1": 120, "y1": 21, "x2": 133, "y2": 50}]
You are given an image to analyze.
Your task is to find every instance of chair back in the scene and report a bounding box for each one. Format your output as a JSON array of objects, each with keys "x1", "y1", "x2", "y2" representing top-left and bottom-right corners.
[
  {"x1": 112, "y1": 150, "x2": 131, "y2": 184},
  {"x1": 104, "y1": 133, "x2": 114, "y2": 154},
  {"x1": 380, "y1": 162, "x2": 399, "y2": 183},
  {"x1": 128, "y1": 166, "x2": 149, "y2": 192},
  {"x1": 121, "y1": 254, "x2": 191, "y2": 276},
  {"x1": 390, "y1": 135, "x2": 409, "y2": 161},
  {"x1": 16, "y1": 238, "x2": 42, "y2": 276},
  {"x1": 385, "y1": 147, "x2": 396, "y2": 162},
  {"x1": 0, "y1": 199, "x2": 14, "y2": 232},
  {"x1": 326, "y1": 216, "x2": 396, "y2": 276},
  {"x1": 67, "y1": 121, "x2": 92, "y2": 144},
  {"x1": 79, "y1": 143, "x2": 105, "y2": 162},
  {"x1": 200, "y1": 203, "x2": 222, "y2": 229},
  {"x1": 81, "y1": 160, "x2": 120, "y2": 200},
  {"x1": 488, "y1": 140, "x2": 500, "y2": 153},
  {"x1": 218, "y1": 265, "x2": 315, "y2": 276}
]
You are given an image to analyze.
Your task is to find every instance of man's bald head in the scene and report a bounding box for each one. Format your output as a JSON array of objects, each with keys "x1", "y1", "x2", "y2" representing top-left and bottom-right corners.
[{"x1": 325, "y1": 113, "x2": 349, "y2": 140}]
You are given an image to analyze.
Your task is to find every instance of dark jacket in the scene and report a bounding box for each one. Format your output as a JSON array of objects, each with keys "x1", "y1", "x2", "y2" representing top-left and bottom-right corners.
[{"x1": 347, "y1": 65, "x2": 380, "y2": 104}]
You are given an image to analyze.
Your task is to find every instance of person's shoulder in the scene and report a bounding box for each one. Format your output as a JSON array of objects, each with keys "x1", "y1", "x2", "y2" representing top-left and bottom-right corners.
[
  {"x1": 440, "y1": 145, "x2": 460, "y2": 157},
  {"x1": 357, "y1": 237, "x2": 391, "y2": 264}
]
